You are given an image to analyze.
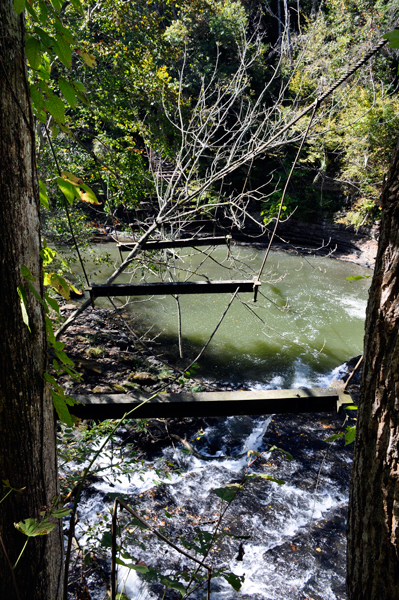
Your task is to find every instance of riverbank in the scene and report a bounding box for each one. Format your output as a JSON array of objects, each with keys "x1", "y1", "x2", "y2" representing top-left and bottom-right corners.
[
  {"x1": 57, "y1": 305, "x2": 227, "y2": 398},
  {"x1": 90, "y1": 216, "x2": 378, "y2": 270},
  {"x1": 57, "y1": 301, "x2": 362, "y2": 408}
]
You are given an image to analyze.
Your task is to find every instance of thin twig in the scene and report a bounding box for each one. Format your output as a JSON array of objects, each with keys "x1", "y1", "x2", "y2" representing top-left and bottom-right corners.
[
  {"x1": 0, "y1": 531, "x2": 21, "y2": 600},
  {"x1": 257, "y1": 100, "x2": 319, "y2": 281},
  {"x1": 111, "y1": 498, "x2": 212, "y2": 599},
  {"x1": 44, "y1": 124, "x2": 91, "y2": 288},
  {"x1": 184, "y1": 287, "x2": 239, "y2": 373},
  {"x1": 343, "y1": 355, "x2": 363, "y2": 392}
]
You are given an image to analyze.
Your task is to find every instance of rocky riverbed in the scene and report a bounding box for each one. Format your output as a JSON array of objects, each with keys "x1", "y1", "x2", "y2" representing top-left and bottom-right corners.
[{"x1": 57, "y1": 305, "x2": 218, "y2": 398}]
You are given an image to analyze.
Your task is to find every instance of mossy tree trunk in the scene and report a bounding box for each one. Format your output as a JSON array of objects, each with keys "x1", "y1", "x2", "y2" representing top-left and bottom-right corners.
[
  {"x1": 347, "y1": 137, "x2": 399, "y2": 598},
  {"x1": 0, "y1": 2, "x2": 63, "y2": 599}
]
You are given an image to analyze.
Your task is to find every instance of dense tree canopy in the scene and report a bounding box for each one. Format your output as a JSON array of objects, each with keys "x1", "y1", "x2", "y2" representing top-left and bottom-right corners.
[{"x1": 1, "y1": 0, "x2": 399, "y2": 597}]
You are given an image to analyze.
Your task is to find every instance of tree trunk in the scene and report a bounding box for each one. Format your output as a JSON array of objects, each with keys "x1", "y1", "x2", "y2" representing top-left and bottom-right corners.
[
  {"x1": 0, "y1": 3, "x2": 63, "y2": 599},
  {"x1": 347, "y1": 138, "x2": 399, "y2": 598}
]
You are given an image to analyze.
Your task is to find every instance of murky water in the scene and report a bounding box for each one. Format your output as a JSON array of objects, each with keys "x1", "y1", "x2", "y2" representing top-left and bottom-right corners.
[{"x1": 74, "y1": 244, "x2": 370, "y2": 386}]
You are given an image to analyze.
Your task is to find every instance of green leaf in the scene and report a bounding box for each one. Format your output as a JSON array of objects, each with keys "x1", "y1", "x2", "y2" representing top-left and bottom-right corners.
[
  {"x1": 79, "y1": 183, "x2": 101, "y2": 205},
  {"x1": 50, "y1": 0, "x2": 63, "y2": 11},
  {"x1": 223, "y1": 572, "x2": 244, "y2": 591},
  {"x1": 130, "y1": 516, "x2": 150, "y2": 530},
  {"x1": 13, "y1": 0, "x2": 25, "y2": 15},
  {"x1": 115, "y1": 558, "x2": 149, "y2": 573},
  {"x1": 45, "y1": 318, "x2": 56, "y2": 345},
  {"x1": 45, "y1": 92, "x2": 65, "y2": 125},
  {"x1": 74, "y1": 86, "x2": 89, "y2": 105},
  {"x1": 57, "y1": 177, "x2": 75, "y2": 204},
  {"x1": 17, "y1": 285, "x2": 30, "y2": 332},
  {"x1": 25, "y1": 1, "x2": 40, "y2": 23},
  {"x1": 244, "y1": 473, "x2": 285, "y2": 485},
  {"x1": 51, "y1": 507, "x2": 71, "y2": 518},
  {"x1": 214, "y1": 485, "x2": 242, "y2": 503},
  {"x1": 73, "y1": 80, "x2": 86, "y2": 92},
  {"x1": 325, "y1": 432, "x2": 344, "y2": 442},
  {"x1": 54, "y1": 20, "x2": 76, "y2": 45},
  {"x1": 61, "y1": 171, "x2": 83, "y2": 186},
  {"x1": 30, "y1": 84, "x2": 45, "y2": 114},
  {"x1": 55, "y1": 349, "x2": 74, "y2": 366},
  {"x1": 40, "y1": 245, "x2": 56, "y2": 266},
  {"x1": 346, "y1": 275, "x2": 370, "y2": 281},
  {"x1": 38, "y1": 179, "x2": 49, "y2": 209},
  {"x1": 54, "y1": 34, "x2": 72, "y2": 68},
  {"x1": 44, "y1": 294, "x2": 60, "y2": 313},
  {"x1": 51, "y1": 390, "x2": 74, "y2": 426},
  {"x1": 37, "y1": 54, "x2": 51, "y2": 81},
  {"x1": 64, "y1": 278, "x2": 82, "y2": 296},
  {"x1": 44, "y1": 372, "x2": 57, "y2": 387},
  {"x1": 70, "y1": 0, "x2": 84, "y2": 14},
  {"x1": 14, "y1": 518, "x2": 54, "y2": 537},
  {"x1": 100, "y1": 532, "x2": 113, "y2": 548},
  {"x1": 58, "y1": 77, "x2": 76, "y2": 108},
  {"x1": 76, "y1": 48, "x2": 97, "y2": 67},
  {"x1": 34, "y1": 27, "x2": 54, "y2": 51},
  {"x1": 21, "y1": 265, "x2": 35, "y2": 281},
  {"x1": 383, "y1": 30, "x2": 399, "y2": 49},
  {"x1": 44, "y1": 272, "x2": 70, "y2": 300},
  {"x1": 26, "y1": 281, "x2": 48, "y2": 311},
  {"x1": 268, "y1": 445, "x2": 293, "y2": 461},
  {"x1": 25, "y1": 37, "x2": 42, "y2": 70},
  {"x1": 38, "y1": 0, "x2": 48, "y2": 25},
  {"x1": 344, "y1": 426, "x2": 356, "y2": 446},
  {"x1": 160, "y1": 576, "x2": 186, "y2": 593}
]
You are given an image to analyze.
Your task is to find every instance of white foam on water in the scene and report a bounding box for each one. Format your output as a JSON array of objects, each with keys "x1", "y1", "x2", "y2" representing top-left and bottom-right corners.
[
  {"x1": 250, "y1": 375, "x2": 285, "y2": 390},
  {"x1": 243, "y1": 417, "x2": 272, "y2": 450},
  {"x1": 315, "y1": 363, "x2": 349, "y2": 387},
  {"x1": 117, "y1": 565, "x2": 151, "y2": 599},
  {"x1": 340, "y1": 296, "x2": 367, "y2": 319}
]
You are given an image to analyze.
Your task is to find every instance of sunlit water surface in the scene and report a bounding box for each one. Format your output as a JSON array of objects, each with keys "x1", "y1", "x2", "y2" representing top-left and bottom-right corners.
[
  {"x1": 68, "y1": 244, "x2": 370, "y2": 600},
  {"x1": 76, "y1": 244, "x2": 370, "y2": 387}
]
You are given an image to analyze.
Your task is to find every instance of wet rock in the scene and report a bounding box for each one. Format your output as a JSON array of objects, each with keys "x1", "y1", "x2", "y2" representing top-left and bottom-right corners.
[
  {"x1": 75, "y1": 358, "x2": 102, "y2": 374},
  {"x1": 113, "y1": 384, "x2": 126, "y2": 392},
  {"x1": 118, "y1": 355, "x2": 139, "y2": 366},
  {"x1": 122, "y1": 381, "x2": 141, "y2": 390},
  {"x1": 159, "y1": 369, "x2": 173, "y2": 381},
  {"x1": 127, "y1": 372, "x2": 158, "y2": 384},
  {"x1": 60, "y1": 303, "x2": 78, "y2": 311}
]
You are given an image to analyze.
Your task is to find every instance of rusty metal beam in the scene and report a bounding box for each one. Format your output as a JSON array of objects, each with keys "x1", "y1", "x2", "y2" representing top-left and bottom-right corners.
[
  {"x1": 90, "y1": 279, "x2": 260, "y2": 299},
  {"x1": 70, "y1": 384, "x2": 352, "y2": 420},
  {"x1": 117, "y1": 236, "x2": 231, "y2": 252}
]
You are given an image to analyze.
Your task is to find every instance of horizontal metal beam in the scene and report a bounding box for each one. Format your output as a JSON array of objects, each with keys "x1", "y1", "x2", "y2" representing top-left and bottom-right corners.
[
  {"x1": 70, "y1": 385, "x2": 352, "y2": 420},
  {"x1": 117, "y1": 236, "x2": 231, "y2": 252},
  {"x1": 90, "y1": 280, "x2": 260, "y2": 298}
]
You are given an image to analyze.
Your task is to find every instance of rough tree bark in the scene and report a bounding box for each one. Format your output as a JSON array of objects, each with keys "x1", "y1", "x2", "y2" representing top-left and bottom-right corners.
[
  {"x1": 0, "y1": 3, "x2": 63, "y2": 599},
  {"x1": 347, "y1": 138, "x2": 399, "y2": 598}
]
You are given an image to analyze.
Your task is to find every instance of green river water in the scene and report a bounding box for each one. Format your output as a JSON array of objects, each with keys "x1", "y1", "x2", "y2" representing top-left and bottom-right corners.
[{"x1": 74, "y1": 243, "x2": 370, "y2": 388}]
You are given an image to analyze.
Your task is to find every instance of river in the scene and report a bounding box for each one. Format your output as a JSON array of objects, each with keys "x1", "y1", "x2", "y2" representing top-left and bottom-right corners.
[
  {"x1": 64, "y1": 243, "x2": 369, "y2": 600},
  {"x1": 72, "y1": 243, "x2": 370, "y2": 387}
]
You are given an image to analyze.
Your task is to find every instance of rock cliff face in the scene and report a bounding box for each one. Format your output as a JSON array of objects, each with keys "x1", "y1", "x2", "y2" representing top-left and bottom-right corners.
[
  {"x1": 183, "y1": 215, "x2": 379, "y2": 269},
  {"x1": 262, "y1": 217, "x2": 378, "y2": 269},
  {"x1": 92, "y1": 210, "x2": 379, "y2": 269}
]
